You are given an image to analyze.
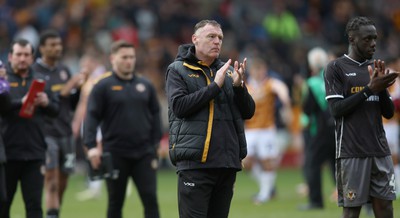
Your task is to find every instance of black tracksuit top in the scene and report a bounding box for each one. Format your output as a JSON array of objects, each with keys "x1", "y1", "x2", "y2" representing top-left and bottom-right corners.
[
  {"x1": 84, "y1": 72, "x2": 162, "y2": 158},
  {"x1": 1, "y1": 66, "x2": 59, "y2": 161}
]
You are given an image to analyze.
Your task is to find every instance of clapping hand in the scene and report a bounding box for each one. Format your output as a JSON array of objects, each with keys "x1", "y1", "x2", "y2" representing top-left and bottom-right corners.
[
  {"x1": 231, "y1": 58, "x2": 247, "y2": 87},
  {"x1": 367, "y1": 59, "x2": 399, "y2": 93},
  {"x1": 214, "y1": 58, "x2": 247, "y2": 88}
]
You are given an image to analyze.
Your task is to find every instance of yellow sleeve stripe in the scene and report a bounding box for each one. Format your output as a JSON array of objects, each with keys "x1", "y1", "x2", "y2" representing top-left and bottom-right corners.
[{"x1": 93, "y1": 71, "x2": 112, "y2": 84}]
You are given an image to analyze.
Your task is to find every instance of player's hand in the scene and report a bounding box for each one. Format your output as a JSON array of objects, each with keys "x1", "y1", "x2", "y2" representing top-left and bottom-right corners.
[
  {"x1": 231, "y1": 58, "x2": 247, "y2": 87},
  {"x1": 21, "y1": 94, "x2": 27, "y2": 104},
  {"x1": 87, "y1": 147, "x2": 102, "y2": 169},
  {"x1": 34, "y1": 92, "x2": 49, "y2": 107},
  {"x1": 73, "y1": 71, "x2": 89, "y2": 88},
  {"x1": 214, "y1": 59, "x2": 231, "y2": 88},
  {"x1": 367, "y1": 60, "x2": 399, "y2": 93}
]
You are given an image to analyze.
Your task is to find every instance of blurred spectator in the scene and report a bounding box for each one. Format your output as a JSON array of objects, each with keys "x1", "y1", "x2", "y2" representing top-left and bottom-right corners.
[
  {"x1": 299, "y1": 47, "x2": 335, "y2": 210},
  {"x1": 321, "y1": 0, "x2": 354, "y2": 55},
  {"x1": 243, "y1": 57, "x2": 292, "y2": 205}
]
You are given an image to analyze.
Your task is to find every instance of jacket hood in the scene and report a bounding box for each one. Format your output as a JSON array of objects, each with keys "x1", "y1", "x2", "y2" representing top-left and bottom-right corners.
[{"x1": 175, "y1": 44, "x2": 197, "y2": 62}]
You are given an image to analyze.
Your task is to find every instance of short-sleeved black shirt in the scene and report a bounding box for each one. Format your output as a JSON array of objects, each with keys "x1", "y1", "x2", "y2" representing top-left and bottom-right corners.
[
  {"x1": 32, "y1": 59, "x2": 74, "y2": 137},
  {"x1": 324, "y1": 55, "x2": 391, "y2": 158}
]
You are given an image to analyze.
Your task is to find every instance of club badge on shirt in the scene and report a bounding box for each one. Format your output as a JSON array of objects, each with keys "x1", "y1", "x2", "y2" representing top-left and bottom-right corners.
[
  {"x1": 136, "y1": 83, "x2": 146, "y2": 92},
  {"x1": 59, "y1": 70, "x2": 68, "y2": 81}
]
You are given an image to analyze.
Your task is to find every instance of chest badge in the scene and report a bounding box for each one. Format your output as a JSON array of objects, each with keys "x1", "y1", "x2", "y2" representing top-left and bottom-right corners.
[
  {"x1": 59, "y1": 70, "x2": 68, "y2": 81},
  {"x1": 136, "y1": 83, "x2": 146, "y2": 92}
]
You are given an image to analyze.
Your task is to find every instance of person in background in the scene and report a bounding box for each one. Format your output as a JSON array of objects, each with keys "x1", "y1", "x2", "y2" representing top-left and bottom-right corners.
[
  {"x1": 0, "y1": 39, "x2": 59, "y2": 218},
  {"x1": 299, "y1": 47, "x2": 335, "y2": 210},
  {"x1": 166, "y1": 19, "x2": 255, "y2": 217},
  {"x1": 383, "y1": 56, "x2": 400, "y2": 198},
  {"x1": 84, "y1": 40, "x2": 162, "y2": 218},
  {"x1": 72, "y1": 52, "x2": 107, "y2": 201},
  {"x1": 324, "y1": 16, "x2": 398, "y2": 218},
  {"x1": 243, "y1": 57, "x2": 292, "y2": 205},
  {"x1": 32, "y1": 30, "x2": 87, "y2": 218}
]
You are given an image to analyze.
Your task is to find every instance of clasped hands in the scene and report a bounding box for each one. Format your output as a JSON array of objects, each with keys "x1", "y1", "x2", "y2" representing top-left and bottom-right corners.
[
  {"x1": 368, "y1": 59, "x2": 399, "y2": 94},
  {"x1": 214, "y1": 58, "x2": 247, "y2": 88}
]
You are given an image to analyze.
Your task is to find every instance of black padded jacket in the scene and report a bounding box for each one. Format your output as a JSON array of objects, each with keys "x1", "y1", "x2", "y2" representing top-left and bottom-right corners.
[{"x1": 166, "y1": 44, "x2": 255, "y2": 171}]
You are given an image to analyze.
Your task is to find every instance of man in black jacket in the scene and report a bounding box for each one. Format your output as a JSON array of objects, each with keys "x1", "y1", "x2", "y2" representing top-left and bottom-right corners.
[
  {"x1": 84, "y1": 40, "x2": 162, "y2": 218},
  {"x1": 0, "y1": 39, "x2": 59, "y2": 218},
  {"x1": 166, "y1": 20, "x2": 255, "y2": 218}
]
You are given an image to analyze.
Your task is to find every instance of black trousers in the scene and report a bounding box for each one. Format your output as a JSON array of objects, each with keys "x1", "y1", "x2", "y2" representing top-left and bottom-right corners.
[
  {"x1": 177, "y1": 168, "x2": 237, "y2": 218},
  {"x1": 0, "y1": 160, "x2": 44, "y2": 218},
  {"x1": 106, "y1": 153, "x2": 159, "y2": 218},
  {"x1": 303, "y1": 129, "x2": 335, "y2": 207}
]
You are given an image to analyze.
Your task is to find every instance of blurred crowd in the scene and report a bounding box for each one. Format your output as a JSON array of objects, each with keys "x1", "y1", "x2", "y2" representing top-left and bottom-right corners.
[{"x1": 1, "y1": 0, "x2": 400, "y2": 148}]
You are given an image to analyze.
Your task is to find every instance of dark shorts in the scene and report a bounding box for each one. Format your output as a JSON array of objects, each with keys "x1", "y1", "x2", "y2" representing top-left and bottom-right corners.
[
  {"x1": 45, "y1": 136, "x2": 75, "y2": 174},
  {"x1": 337, "y1": 156, "x2": 396, "y2": 207}
]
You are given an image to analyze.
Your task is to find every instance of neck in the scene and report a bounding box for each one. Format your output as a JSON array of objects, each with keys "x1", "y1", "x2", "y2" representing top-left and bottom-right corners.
[
  {"x1": 114, "y1": 71, "x2": 133, "y2": 80},
  {"x1": 14, "y1": 69, "x2": 29, "y2": 78},
  {"x1": 347, "y1": 47, "x2": 367, "y2": 63},
  {"x1": 195, "y1": 54, "x2": 215, "y2": 66},
  {"x1": 42, "y1": 56, "x2": 57, "y2": 67},
  {"x1": 200, "y1": 60, "x2": 213, "y2": 66},
  {"x1": 345, "y1": 53, "x2": 367, "y2": 64}
]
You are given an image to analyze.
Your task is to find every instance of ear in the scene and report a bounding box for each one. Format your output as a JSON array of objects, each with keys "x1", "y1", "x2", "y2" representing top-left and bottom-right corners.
[
  {"x1": 348, "y1": 35, "x2": 355, "y2": 45},
  {"x1": 192, "y1": 34, "x2": 197, "y2": 45}
]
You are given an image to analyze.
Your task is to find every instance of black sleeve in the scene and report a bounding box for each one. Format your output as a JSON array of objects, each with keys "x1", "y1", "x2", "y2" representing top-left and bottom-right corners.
[
  {"x1": 302, "y1": 88, "x2": 318, "y2": 116},
  {"x1": 327, "y1": 86, "x2": 373, "y2": 118},
  {"x1": 10, "y1": 97, "x2": 23, "y2": 110},
  {"x1": 379, "y1": 89, "x2": 394, "y2": 119},
  {"x1": 83, "y1": 82, "x2": 105, "y2": 149},
  {"x1": 67, "y1": 89, "x2": 81, "y2": 110},
  {"x1": 39, "y1": 89, "x2": 60, "y2": 118},
  {"x1": 0, "y1": 93, "x2": 11, "y2": 115},
  {"x1": 166, "y1": 67, "x2": 221, "y2": 119},
  {"x1": 64, "y1": 66, "x2": 81, "y2": 110},
  {"x1": 233, "y1": 85, "x2": 255, "y2": 119},
  {"x1": 148, "y1": 84, "x2": 162, "y2": 148}
]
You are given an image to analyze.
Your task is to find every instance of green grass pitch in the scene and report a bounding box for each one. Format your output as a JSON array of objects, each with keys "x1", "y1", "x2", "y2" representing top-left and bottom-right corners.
[{"x1": 9, "y1": 167, "x2": 399, "y2": 218}]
